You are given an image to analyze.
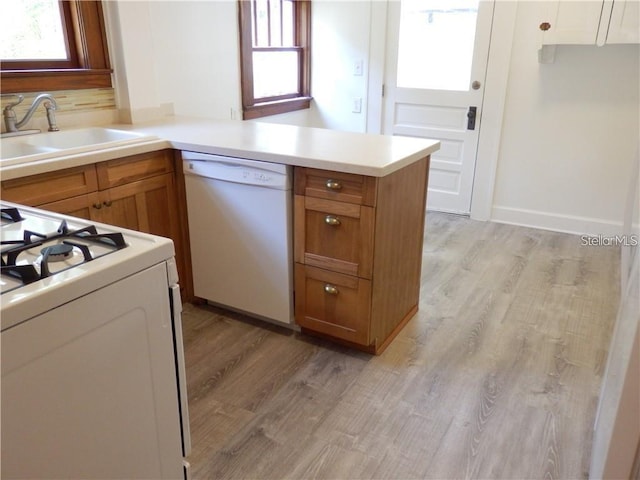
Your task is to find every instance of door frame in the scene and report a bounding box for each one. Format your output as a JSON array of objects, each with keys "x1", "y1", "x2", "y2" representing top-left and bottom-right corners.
[{"x1": 366, "y1": 0, "x2": 518, "y2": 221}]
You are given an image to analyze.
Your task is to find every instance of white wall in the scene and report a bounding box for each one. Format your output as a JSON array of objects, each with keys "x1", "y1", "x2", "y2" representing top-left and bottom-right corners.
[
  {"x1": 147, "y1": 1, "x2": 242, "y2": 120},
  {"x1": 307, "y1": 1, "x2": 372, "y2": 132},
  {"x1": 104, "y1": 0, "x2": 242, "y2": 122},
  {"x1": 104, "y1": 1, "x2": 165, "y2": 122},
  {"x1": 490, "y1": 1, "x2": 640, "y2": 236}
]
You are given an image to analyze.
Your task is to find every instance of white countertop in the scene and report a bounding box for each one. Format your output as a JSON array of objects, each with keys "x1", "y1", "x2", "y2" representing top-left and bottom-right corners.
[{"x1": 1, "y1": 116, "x2": 440, "y2": 180}]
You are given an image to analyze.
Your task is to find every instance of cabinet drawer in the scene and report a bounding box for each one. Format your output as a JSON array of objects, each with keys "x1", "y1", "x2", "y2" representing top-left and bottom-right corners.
[
  {"x1": 0, "y1": 165, "x2": 98, "y2": 206},
  {"x1": 294, "y1": 167, "x2": 377, "y2": 206},
  {"x1": 294, "y1": 264, "x2": 371, "y2": 345},
  {"x1": 96, "y1": 150, "x2": 174, "y2": 189},
  {"x1": 294, "y1": 195, "x2": 374, "y2": 278}
]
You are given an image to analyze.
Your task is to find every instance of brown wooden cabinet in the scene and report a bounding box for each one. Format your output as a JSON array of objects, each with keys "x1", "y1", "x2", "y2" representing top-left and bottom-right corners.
[
  {"x1": 294, "y1": 159, "x2": 430, "y2": 354},
  {"x1": 1, "y1": 150, "x2": 192, "y2": 299}
]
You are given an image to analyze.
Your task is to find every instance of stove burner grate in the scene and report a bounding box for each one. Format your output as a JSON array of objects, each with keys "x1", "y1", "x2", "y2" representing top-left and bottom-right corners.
[
  {"x1": 1, "y1": 217, "x2": 128, "y2": 292},
  {"x1": 1, "y1": 208, "x2": 24, "y2": 224},
  {"x1": 0, "y1": 264, "x2": 41, "y2": 285}
]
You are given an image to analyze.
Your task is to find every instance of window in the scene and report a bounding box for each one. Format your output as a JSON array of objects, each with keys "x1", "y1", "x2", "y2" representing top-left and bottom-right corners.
[
  {"x1": 0, "y1": 0, "x2": 111, "y2": 93},
  {"x1": 238, "y1": 0, "x2": 311, "y2": 120},
  {"x1": 1, "y1": 0, "x2": 72, "y2": 65}
]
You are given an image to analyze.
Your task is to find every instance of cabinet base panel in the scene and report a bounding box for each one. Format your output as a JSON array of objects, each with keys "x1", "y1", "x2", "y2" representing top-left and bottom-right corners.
[
  {"x1": 300, "y1": 304, "x2": 419, "y2": 355},
  {"x1": 300, "y1": 327, "x2": 377, "y2": 354},
  {"x1": 374, "y1": 304, "x2": 418, "y2": 354}
]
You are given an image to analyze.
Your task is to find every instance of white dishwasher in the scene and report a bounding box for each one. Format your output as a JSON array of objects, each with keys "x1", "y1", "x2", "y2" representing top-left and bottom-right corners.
[{"x1": 182, "y1": 151, "x2": 294, "y2": 326}]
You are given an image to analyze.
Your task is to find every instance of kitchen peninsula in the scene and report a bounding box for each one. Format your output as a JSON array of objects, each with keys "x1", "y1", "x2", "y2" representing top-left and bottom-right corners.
[{"x1": 0, "y1": 118, "x2": 440, "y2": 353}]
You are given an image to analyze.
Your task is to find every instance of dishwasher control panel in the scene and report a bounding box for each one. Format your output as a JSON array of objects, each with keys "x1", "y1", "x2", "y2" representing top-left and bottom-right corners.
[{"x1": 182, "y1": 151, "x2": 291, "y2": 189}]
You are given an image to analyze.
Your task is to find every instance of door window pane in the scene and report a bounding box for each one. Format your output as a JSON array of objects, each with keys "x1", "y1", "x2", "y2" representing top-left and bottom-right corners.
[
  {"x1": 397, "y1": 0, "x2": 479, "y2": 91},
  {"x1": 1, "y1": 0, "x2": 67, "y2": 60}
]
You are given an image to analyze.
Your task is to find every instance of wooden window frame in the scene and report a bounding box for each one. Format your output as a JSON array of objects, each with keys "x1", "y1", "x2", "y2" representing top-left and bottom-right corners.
[
  {"x1": 238, "y1": 0, "x2": 311, "y2": 120},
  {"x1": 1, "y1": 1, "x2": 112, "y2": 93}
]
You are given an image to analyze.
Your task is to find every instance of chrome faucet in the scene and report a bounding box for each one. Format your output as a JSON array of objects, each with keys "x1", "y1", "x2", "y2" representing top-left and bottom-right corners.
[{"x1": 2, "y1": 93, "x2": 59, "y2": 133}]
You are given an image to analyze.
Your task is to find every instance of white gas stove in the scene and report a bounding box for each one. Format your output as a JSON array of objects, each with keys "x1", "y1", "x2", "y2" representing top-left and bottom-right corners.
[
  {"x1": 1, "y1": 201, "x2": 175, "y2": 330},
  {"x1": 0, "y1": 202, "x2": 191, "y2": 479}
]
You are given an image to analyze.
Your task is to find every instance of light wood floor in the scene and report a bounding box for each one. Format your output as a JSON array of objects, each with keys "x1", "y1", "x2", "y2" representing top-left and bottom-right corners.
[{"x1": 182, "y1": 212, "x2": 620, "y2": 480}]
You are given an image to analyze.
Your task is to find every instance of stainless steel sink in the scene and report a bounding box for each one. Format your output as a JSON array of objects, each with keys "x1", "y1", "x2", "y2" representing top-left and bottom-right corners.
[{"x1": 0, "y1": 128, "x2": 158, "y2": 166}]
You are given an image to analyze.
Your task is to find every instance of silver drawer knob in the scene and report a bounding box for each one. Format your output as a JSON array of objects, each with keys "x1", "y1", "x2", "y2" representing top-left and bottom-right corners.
[
  {"x1": 325, "y1": 179, "x2": 342, "y2": 191},
  {"x1": 325, "y1": 215, "x2": 341, "y2": 226},
  {"x1": 324, "y1": 284, "x2": 339, "y2": 295}
]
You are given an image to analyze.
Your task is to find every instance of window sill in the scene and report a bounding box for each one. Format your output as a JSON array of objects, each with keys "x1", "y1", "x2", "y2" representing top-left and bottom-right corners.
[
  {"x1": 1, "y1": 69, "x2": 113, "y2": 94},
  {"x1": 243, "y1": 96, "x2": 312, "y2": 120}
]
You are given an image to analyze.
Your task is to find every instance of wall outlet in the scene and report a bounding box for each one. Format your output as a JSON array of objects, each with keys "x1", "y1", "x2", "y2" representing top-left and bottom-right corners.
[{"x1": 352, "y1": 97, "x2": 362, "y2": 114}]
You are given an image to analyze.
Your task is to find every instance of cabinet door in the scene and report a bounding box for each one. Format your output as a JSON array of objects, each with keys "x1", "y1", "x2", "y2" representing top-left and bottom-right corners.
[
  {"x1": 38, "y1": 193, "x2": 101, "y2": 221},
  {"x1": 540, "y1": 1, "x2": 605, "y2": 45},
  {"x1": 604, "y1": 0, "x2": 640, "y2": 44},
  {"x1": 97, "y1": 173, "x2": 179, "y2": 240},
  {"x1": 294, "y1": 264, "x2": 371, "y2": 346}
]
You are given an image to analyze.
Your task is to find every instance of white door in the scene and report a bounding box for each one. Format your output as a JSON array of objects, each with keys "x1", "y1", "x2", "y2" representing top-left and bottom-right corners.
[{"x1": 383, "y1": 0, "x2": 494, "y2": 214}]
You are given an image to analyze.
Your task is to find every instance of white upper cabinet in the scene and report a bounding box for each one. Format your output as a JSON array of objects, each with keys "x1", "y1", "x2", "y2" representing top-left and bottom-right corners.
[
  {"x1": 601, "y1": 0, "x2": 640, "y2": 44},
  {"x1": 540, "y1": 1, "x2": 604, "y2": 44},
  {"x1": 540, "y1": 0, "x2": 639, "y2": 46}
]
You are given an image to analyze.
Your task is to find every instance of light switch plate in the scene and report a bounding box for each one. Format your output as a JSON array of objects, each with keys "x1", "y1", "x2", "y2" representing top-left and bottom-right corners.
[{"x1": 352, "y1": 98, "x2": 362, "y2": 113}]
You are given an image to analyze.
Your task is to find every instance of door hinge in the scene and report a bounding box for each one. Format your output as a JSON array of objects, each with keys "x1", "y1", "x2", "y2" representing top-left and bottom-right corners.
[{"x1": 382, "y1": 84, "x2": 385, "y2": 97}]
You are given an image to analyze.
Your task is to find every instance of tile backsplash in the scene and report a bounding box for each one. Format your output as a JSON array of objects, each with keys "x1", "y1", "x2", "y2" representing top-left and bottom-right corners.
[{"x1": 1, "y1": 88, "x2": 117, "y2": 133}]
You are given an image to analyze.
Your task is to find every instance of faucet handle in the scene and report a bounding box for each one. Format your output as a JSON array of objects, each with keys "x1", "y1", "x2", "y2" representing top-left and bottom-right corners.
[
  {"x1": 2, "y1": 94, "x2": 24, "y2": 110},
  {"x1": 44, "y1": 101, "x2": 59, "y2": 132}
]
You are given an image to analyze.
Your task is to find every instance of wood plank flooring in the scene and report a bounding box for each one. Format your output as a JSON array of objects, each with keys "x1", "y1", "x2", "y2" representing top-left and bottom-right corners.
[{"x1": 182, "y1": 212, "x2": 620, "y2": 479}]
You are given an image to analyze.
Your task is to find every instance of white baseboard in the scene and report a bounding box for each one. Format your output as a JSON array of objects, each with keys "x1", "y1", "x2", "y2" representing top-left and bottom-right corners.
[{"x1": 491, "y1": 205, "x2": 624, "y2": 236}]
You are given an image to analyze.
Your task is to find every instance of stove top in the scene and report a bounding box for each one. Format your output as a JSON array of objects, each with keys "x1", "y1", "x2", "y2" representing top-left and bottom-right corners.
[
  {"x1": 0, "y1": 202, "x2": 176, "y2": 331},
  {"x1": 1, "y1": 206, "x2": 127, "y2": 294}
]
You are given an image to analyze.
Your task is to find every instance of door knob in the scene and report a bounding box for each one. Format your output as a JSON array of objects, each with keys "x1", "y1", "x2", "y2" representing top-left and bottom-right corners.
[{"x1": 472, "y1": 80, "x2": 481, "y2": 90}]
